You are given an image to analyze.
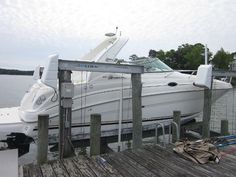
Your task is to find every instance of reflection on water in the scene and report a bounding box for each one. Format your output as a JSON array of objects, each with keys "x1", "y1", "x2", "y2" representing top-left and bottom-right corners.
[{"x1": 0, "y1": 75, "x2": 236, "y2": 164}]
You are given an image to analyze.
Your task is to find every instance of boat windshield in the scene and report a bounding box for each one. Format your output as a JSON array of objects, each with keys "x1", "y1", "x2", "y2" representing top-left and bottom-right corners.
[{"x1": 130, "y1": 58, "x2": 173, "y2": 72}]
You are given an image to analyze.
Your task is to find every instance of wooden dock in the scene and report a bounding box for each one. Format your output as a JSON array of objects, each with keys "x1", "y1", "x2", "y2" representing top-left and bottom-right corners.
[{"x1": 22, "y1": 144, "x2": 236, "y2": 177}]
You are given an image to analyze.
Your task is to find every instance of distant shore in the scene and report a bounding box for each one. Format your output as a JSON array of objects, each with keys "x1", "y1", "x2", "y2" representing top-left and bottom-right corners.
[{"x1": 0, "y1": 68, "x2": 33, "y2": 75}]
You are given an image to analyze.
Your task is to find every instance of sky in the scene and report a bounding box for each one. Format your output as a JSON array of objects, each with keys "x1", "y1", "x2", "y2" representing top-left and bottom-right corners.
[{"x1": 0, "y1": 0, "x2": 235, "y2": 70}]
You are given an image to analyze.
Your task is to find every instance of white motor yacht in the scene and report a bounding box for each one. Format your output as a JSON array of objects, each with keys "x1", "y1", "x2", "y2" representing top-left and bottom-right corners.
[{"x1": 0, "y1": 32, "x2": 232, "y2": 147}]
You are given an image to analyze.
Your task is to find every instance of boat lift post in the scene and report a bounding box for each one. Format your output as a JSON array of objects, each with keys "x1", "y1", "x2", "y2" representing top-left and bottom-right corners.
[{"x1": 58, "y1": 60, "x2": 144, "y2": 158}]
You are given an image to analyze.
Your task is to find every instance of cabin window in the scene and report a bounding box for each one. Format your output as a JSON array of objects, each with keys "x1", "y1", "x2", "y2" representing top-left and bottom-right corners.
[{"x1": 131, "y1": 58, "x2": 173, "y2": 72}]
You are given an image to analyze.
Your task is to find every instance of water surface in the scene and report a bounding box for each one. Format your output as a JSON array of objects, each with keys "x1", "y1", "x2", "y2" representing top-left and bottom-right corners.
[{"x1": 0, "y1": 75, "x2": 34, "y2": 108}]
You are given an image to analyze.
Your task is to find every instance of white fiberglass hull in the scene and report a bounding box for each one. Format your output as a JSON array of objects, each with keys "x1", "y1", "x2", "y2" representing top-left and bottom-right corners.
[{"x1": 0, "y1": 78, "x2": 230, "y2": 142}]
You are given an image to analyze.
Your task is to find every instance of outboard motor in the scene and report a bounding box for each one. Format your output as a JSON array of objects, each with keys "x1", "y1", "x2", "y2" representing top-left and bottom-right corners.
[{"x1": 0, "y1": 133, "x2": 34, "y2": 156}]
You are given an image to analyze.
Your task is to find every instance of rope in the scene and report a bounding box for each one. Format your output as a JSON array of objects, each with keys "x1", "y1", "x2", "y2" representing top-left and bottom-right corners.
[{"x1": 51, "y1": 88, "x2": 58, "y2": 102}]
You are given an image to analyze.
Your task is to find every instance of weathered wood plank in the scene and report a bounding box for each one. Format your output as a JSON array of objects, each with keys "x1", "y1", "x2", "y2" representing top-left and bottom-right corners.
[
  {"x1": 72, "y1": 156, "x2": 97, "y2": 177},
  {"x1": 23, "y1": 144, "x2": 236, "y2": 177},
  {"x1": 37, "y1": 114, "x2": 49, "y2": 165},
  {"x1": 115, "y1": 152, "x2": 156, "y2": 177},
  {"x1": 135, "y1": 148, "x2": 193, "y2": 177},
  {"x1": 160, "y1": 145, "x2": 229, "y2": 176},
  {"x1": 145, "y1": 145, "x2": 212, "y2": 177},
  {"x1": 51, "y1": 160, "x2": 70, "y2": 177},
  {"x1": 122, "y1": 150, "x2": 168, "y2": 177},
  {"x1": 62, "y1": 158, "x2": 83, "y2": 177},
  {"x1": 90, "y1": 114, "x2": 101, "y2": 156},
  {"x1": 40, "y1": 163, "x2": 56, "y2": 177},
  {"x1": 83, "y1": 156, "x2": 112, "y2": 177},
  {"x1": 108, "y1": 152, "x2": 152, "y2": 177},
  {"x1": 27, "y1": 164, "x2": 42, "y2": 177},
  {"x1": 131, "y1": 73, "x2": 143, "y2": 149},
  {"x1": 78, "y1": 156, "x2": 108, "y2": 177},
  {"x1": 23, "y1": 165, "x2": 30, "y2": 177},
  {"x1": 211, "y1": 157, "x2": 236, "y2": 176},
  {"x1": 93, "y1": 156, "x2": 123, "y2": 177},
  {"x1": 103, "y1": 155, "x2": 134, "y2": 177},
  {"x1": 162, "y1": 145, "x2": 236, "y2": 177}
]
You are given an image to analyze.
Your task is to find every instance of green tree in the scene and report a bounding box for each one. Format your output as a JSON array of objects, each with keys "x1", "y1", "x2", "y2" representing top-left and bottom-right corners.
[
  {"x1": 183, "y1": 43, "x2": 206, "y2": 69},
  {"x1": 212, "y1": 48, "x2": 233, "y2": 70},
  {"x1": 148, "y1": 43, "x2": 212, "y2": 70}
]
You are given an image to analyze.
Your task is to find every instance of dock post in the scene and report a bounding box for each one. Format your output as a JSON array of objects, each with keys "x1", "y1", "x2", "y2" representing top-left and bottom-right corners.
[
  {"x1": 37, "y1": 114, "x2": 49, "y2": 165},
  {"x1": 59, "y1": 70, "x2": 74, "y2": 159},
  {"x1": 90, "y1": 114, "x2": 101, "y2": 156},
  {"x1": 202, "y1": 88, "x2": 212, "y2": 138},
  {"x1": 221, "y1": 119, "x2": 229, "y2": 136},
  {"x1": 131, "y1": 73, "x2": 142, "y2": 149},
  {"x1": 172, "y1": 111, "x2": 181, "y2": 143}
]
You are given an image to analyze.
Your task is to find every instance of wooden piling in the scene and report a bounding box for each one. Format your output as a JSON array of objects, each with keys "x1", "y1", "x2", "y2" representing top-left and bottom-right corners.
[
  {"x1": 37, "y1": 114, "x2": 49, "y2": 165},
  {"x1": 90, "y1": 114, "x2": 101, "y2": 156},
  {"x1": 202, "y1": 88, "x2": 212, "y2": 138},
  {"x1": 131, "y1": 73, "x2": 142, "y2": 149},
  {"x1": 221, "y1": 119, "x2": 229, "y2": 136},
  {"x1": 172, "y1": 111, "x2": 181, "y2": 143},
  {"x1": 59, "y1": 70, "x2": 74, "y2": 159}
]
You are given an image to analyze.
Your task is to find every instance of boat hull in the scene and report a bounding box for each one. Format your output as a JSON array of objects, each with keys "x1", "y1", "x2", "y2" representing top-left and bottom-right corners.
[{"x1": 22, "y1": 87, "x2": 226, "y2": 141}]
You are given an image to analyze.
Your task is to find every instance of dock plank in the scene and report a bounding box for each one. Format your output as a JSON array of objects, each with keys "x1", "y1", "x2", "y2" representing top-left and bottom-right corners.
[
  {"x1": 105, "y1": 152, "x2": 154, "y2": 177},
  {"x1": 27, "y1": 164, "x2": 42, "y2": 177},
  {"x1": 162, "y1": 145, "x2": 236, "y2": 177},
  {"x1": 163, "y1": 145, "x2": 234, "y2": 177},
  {"x1": 81, "y1": 156, "x2": 110, "y2": 177},
  {"x1": 145, "y1": 145, "x2": 214, "y2": 177},
  {"x1": 40, "y1": 163, "x2": 56, "y2": 177},
  {"x1": 23, "y1": 165, "x2": 30, "y2": 177},
  {"x1": 72, "y1": 156, "x2": 97, "y2": 177},
  {"x1": 23, "y1": 144, "x2": 236, "y2": 177},
  {"x1": 104, "y1": 154, "x2": 137, "y2": 177},
  {"x1": 51, "y1": 160, "x2": 70, "y2": 177},
  {"x1": 62, "y1": 158, "x2": 83, "y2": 177},
  {"x1": 84, "y1": 156, "x2": 118, "y2": 177},
  {"x1": 114, "y1": 152, "x2": 156, "y2": 177},
  {"x1": 135, "y1": 148, "x2": 191, "y2": 177},
  {"x1": 92, "y1": 156, "x2": 123, "y2": 177},
  {"x1": 122, "y1": 150, "x2": 169, "y2": 177}
]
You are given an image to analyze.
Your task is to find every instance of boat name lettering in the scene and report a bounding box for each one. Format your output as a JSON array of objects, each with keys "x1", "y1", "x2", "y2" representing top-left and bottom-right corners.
[{"x1": 78, "y1": 64, "x2": 98, "y2": 69}]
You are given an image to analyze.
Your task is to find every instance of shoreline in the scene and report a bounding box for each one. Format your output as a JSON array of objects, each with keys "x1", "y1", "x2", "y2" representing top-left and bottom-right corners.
[{"x1": 0, "y1": 68, "x2": 33, "y2": 76}]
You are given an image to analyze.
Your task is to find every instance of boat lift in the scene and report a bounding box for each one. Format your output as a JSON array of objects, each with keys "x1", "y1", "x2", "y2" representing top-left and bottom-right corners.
[{"x1": 45, "y1": 56, "x2": 144, "y2": 158}]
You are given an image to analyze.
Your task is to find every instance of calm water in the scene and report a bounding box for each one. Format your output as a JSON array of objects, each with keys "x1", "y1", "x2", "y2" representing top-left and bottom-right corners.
[
  {"x1": 0, "y1": 75, "x2": 236, "y2": 164},
  {"x1": 0, "y1": 75, "x2": 34, "y2": 108}
]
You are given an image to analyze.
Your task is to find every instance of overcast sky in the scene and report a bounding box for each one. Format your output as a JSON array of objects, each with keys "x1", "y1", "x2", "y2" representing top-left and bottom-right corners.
[{"x1": 0, "y1": 0, "x2": 235, "y2": 69}]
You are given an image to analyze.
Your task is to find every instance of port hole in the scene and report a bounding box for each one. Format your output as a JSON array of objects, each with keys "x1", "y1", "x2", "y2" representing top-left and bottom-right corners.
[{"x1": 168, "y1": 82, "x2": 177, "y2": 87}]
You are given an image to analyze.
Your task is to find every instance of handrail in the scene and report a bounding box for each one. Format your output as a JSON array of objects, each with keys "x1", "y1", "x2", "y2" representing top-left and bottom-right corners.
[
  {"x1": 169, "y1": 121, "x2": 179, "y2": 144},
  {"x1": 155, "y1": 122, "x2": 166, "y2": 148}
]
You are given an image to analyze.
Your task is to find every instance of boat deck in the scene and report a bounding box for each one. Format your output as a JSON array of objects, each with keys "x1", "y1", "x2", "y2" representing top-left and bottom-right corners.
[{"x1": 22, "y1": 144, "x2": 236, "y2": 177}]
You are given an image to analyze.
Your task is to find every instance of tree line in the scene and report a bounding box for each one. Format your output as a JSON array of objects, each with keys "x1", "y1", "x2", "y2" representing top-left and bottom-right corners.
[{"x1": 131, "y1": 43, "x2": 234, "y2": 70}]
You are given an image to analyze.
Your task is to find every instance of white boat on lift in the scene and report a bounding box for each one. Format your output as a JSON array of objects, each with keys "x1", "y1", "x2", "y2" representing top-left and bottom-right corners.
[{"x1": 0, "y1": 32, "x2": 232, "y2": 145}]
